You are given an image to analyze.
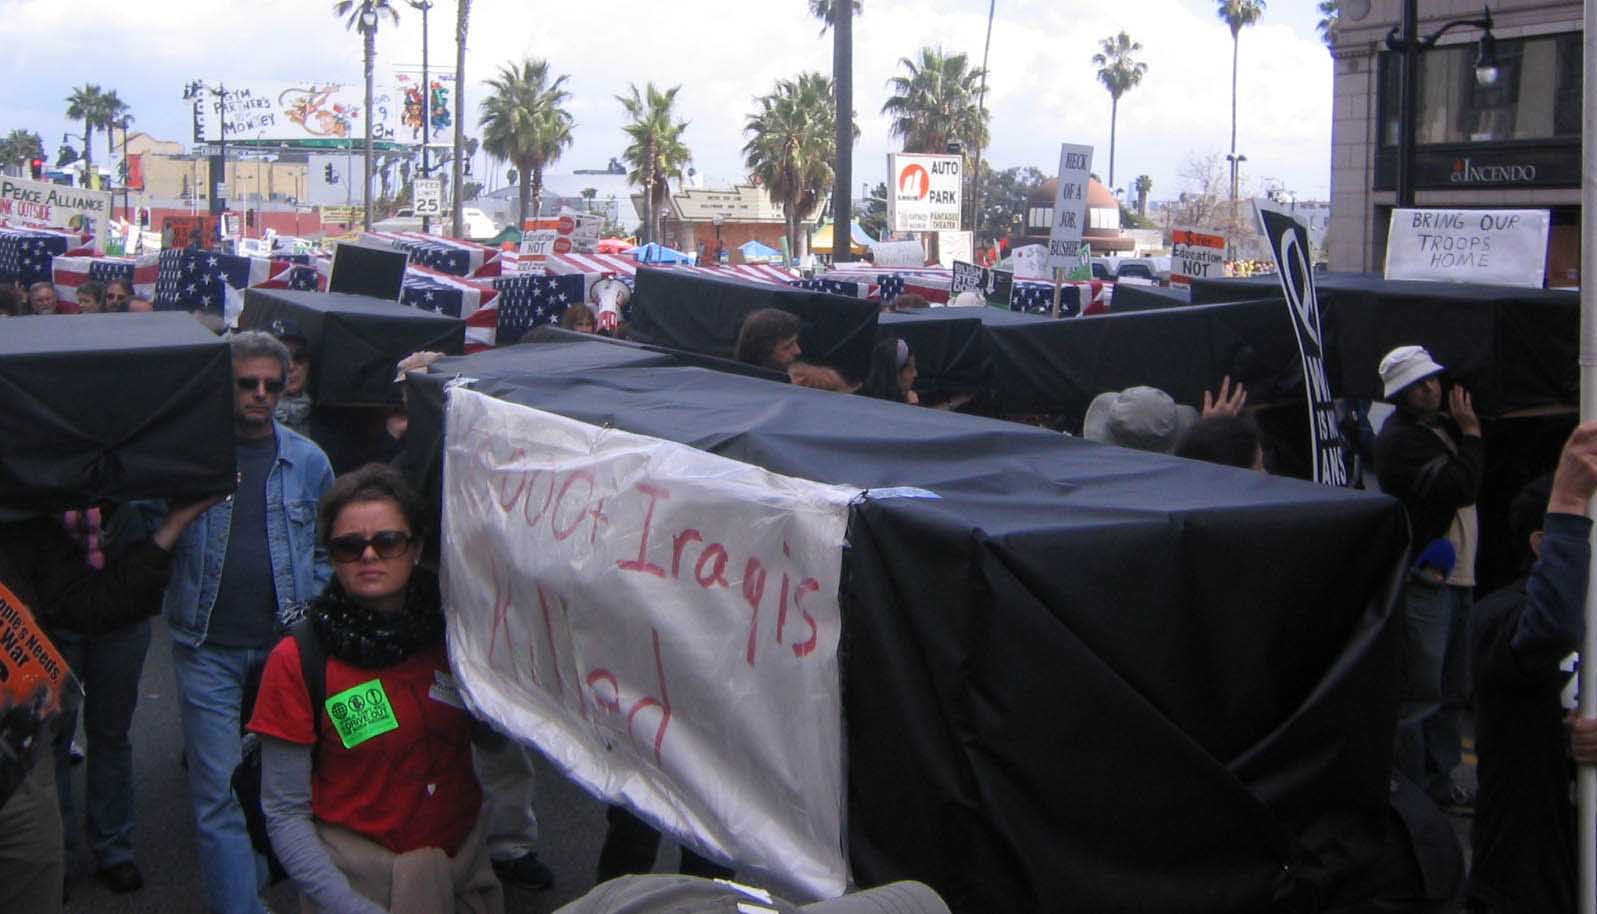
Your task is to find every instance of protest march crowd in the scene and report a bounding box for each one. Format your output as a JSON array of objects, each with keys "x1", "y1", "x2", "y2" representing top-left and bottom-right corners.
[{"x1": 2, "y1": 257, "x2": 1597, "y2": 914}]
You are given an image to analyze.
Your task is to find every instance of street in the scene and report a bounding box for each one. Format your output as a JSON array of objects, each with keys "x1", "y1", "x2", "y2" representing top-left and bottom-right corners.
[{"x1": 60, "y1": 617, "x2": 682, "y2": 914}]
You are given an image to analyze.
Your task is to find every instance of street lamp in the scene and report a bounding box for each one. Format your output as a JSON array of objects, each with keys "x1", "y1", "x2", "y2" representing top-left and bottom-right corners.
[
  {"x1": 1225, "y1": 153, "x2": 1247, "y2": 202},
  {"x1": 407, "y1": 0, "x2": 434, "y2": 232},
  {"x1": 1385, "y1": 3, "x2": 1499, "y2": 207},
  {"x1": 360, "y1": 4, "x2": 380, "y2": 231},
  {"x1": 711, "y1": 213, "x2": 724, "y2": 264}
]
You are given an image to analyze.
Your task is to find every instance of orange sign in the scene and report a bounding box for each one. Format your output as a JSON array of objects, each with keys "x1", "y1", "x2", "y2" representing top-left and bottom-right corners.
[
  {"x1": 163, "y1": 215, "x2": 218, "y2": 251},
  {"x1": 0, "y1": 578, "x2": 78, "y2": 797}
]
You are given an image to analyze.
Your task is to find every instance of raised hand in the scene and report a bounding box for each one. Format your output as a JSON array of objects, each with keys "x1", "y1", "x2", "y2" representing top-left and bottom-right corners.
[{"x1": 1202, "y1": 375, "x2": 1248, "y2": 418}]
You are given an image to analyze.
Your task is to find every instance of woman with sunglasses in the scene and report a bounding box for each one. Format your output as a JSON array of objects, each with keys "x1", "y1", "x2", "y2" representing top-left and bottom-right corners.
[{"x1": 248, "y1": 464, "x2": 502, "y2": 914}]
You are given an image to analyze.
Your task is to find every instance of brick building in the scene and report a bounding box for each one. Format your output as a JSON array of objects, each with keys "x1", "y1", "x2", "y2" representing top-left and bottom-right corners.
[{"x1": 1327, "y1": 0, "x2": 1582, "y2": 285}]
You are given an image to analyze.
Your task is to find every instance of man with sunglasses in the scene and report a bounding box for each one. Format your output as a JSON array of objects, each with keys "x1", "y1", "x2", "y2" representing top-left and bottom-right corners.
[{"x1": 162, "y1": 330, "x2": 334, "y2": 914}]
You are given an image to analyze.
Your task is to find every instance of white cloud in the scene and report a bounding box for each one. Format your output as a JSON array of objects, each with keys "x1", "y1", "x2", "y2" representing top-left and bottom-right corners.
[{"x1": 0, "y1": 0, "x2": 1332, "y2": 202}]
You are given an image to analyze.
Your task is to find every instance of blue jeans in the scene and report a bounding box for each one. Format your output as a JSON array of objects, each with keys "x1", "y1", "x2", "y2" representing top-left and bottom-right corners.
[
  {"x1": 1395, "y1": 576, "x2": 1473, "y2": 798},
  {"x1": 171, "y1": 639, "x2": 271, "y2": 914},
  {"x1": 52, "y1": 620, "x2": 151, "y2": 868}
]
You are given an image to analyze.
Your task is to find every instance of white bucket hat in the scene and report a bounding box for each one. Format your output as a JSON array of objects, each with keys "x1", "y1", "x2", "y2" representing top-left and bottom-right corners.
[
  {"x1": 1082, "y1": 386, "x2": 1199, "y2": 453},
  {"x1": 1377, "y1": 345, "x2": 1444, "y2": 399}
]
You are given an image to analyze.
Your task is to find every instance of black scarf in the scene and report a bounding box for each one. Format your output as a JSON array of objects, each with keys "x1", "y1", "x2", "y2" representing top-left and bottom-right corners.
[{"x1": 309, "y1": 570, "x2": 445, "y2": 668}]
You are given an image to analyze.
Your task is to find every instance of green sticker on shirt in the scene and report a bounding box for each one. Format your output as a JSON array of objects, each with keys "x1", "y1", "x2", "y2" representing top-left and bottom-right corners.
[{"x1": 325, "y1": 678, "x2": 399, "y2": 749}]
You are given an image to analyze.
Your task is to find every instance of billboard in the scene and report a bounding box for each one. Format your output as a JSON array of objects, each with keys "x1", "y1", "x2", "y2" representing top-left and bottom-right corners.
[
  {"x1": 193, "y1": 81, "x2": 402, "y2": 146},
  {"x1": 886, "y1": 153, "x2": 962, "y2": 233},
  {"x1": 394, "y1": 70, "x2": 455, "y2": 147}
]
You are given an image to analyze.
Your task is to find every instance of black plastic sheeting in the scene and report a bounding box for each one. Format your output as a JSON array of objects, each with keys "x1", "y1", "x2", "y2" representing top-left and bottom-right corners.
[
  {"x1": 0, "y1": 313, "x2": 236, "y2": 505},
  {"x1": 1107, "y1": 282, "x2": 1192, "y2": 312},
  {"x1": 627, "y1": 268, "x2": 880, "y2": 377},
  {"x1": 406, "y1": 335, "x2": 1415, "y2": 913},
  {"x1": 1188, "y1": 273, "x2": 1578, "y2": 414},
  {"x1": 240, "y1": 288, "x2": 465, "y2": 406}
]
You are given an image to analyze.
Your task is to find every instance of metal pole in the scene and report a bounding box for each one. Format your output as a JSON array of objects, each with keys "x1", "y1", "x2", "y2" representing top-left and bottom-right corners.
[
  {"x1": 121, "y1": 120, "x2": 130, "y2": 222},
  {"x1": 418, "y1": 0, "x2": 430, "y2": 234},
  {"x1": 1396, "y1": 0, "x2": 1418, "y2": 208},
  {"x1": 970, "y1": 0, "x2": 995, "y2": 240},
  {"x1": 210, "y1": 85, "x2": 227, "y2": 217},
  {"x1": 830, "y1": 0, "x2": 853, "y2": 263},
  {"x1": 1578, "y1": 7, "x2": 1597, "y2": 912}
]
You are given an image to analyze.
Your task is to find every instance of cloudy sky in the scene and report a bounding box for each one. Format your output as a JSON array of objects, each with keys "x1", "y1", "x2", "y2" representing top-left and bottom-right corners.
[{"x1": 2, "y1": 0, "x2": 1334, "y2": 202}]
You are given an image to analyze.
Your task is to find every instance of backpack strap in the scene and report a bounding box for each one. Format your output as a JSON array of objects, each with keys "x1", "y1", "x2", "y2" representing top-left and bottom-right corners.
[{"x1": 289, "y1": 619, "x2": 327, "y2": 751}]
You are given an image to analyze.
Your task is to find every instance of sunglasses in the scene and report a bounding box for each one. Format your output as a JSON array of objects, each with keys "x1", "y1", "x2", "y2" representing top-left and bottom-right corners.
[
  {"x1": 236, "y1": 376, "x2": 286, "y2": 394},
  {"x1": 328, "y1": 530, "x2": 415, "y2": 563}
]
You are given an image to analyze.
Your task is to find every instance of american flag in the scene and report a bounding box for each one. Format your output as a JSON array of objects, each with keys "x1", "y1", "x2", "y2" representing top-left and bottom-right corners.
[
  {"x1": 399, "y1": 265, "x2": 499, "y2": 351},
  {"x1": 1009, "y1": 280, "x2": 1079, "y2": 316},
  {"x1": 877, "y1": 275, "x2": 906, "y2": 305},
  {"x1": 790, "y1": 278, "x2": 868, "y2": 298},
  {"x1": 0, "y1": 230, "x2": 74, "y2": 287},
  {"x1": 52, "y1": 255, "x2": 160, "y2": 303},
  {"x1": 489, "y1": 273, "x2": 586, "y2": 346},
  {"x1": 362, "y1": 231, "x2": 501, "y2": 278},
  {"x1": 154, "y1": 248, "x2": 285, "y2": 323}
]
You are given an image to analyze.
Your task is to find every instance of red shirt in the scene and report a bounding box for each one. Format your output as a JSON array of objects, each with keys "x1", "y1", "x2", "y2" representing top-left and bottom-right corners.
[{"x1": 248, "y1": 637, "x2": 482, "y2": 856}]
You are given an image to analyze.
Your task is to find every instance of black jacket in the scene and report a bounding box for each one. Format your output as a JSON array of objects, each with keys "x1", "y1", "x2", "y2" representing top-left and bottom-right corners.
[
  {"x1": 0, "y1": 513, "x2": 174, "y2": 636},
  {"x1": 1373, "y1": 408, "x2": 1483, "y2": 560}
]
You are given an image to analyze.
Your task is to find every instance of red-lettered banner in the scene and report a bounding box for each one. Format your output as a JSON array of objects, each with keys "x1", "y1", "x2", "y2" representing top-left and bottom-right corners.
[{"x1": 0, "y1": 579, "x2": 80, "y2": 804}]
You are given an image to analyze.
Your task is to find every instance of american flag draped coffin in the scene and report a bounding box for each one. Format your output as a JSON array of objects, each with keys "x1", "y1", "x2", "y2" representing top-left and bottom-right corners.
[
  {"x1": 362, "y1": 231, "x2": 501, "y2": 278},
  {"x1": 153, "y1": 248, "x2": 303, "y2": 323},
  {"x1": 51, "y1": 255, "x2": 160, "y2": 304},
  {"x1": 0, "y1": 228, "x2": 93, "y2": 289}
]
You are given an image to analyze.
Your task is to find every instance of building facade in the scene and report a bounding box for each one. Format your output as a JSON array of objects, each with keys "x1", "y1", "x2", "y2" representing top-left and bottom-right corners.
[
  {"x1": 646, "y1": 184, "x2": 826, "y2": 259},
  {"x1": 1327, "y1": 0, "x2": 1582, "y2": 285}
]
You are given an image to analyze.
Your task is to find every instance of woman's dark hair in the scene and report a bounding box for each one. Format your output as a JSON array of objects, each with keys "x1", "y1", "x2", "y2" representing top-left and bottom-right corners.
[
  {"x1": 558, "y1": 303, "x2": 595, "y2": 330},
  {"x1": 0, "y1": 285, "x2": 19, "y2": 316},
  {"x1": 1175, "y1": 415, "x2": 1262, "y2": 470},
  {"x1": 733, "y1": 308, "x2": 800, "y2": 368},
  {"x1": 76, "y1": 281, "x2": 104, "y2": 308},
  {"x1": 317, "y1": 462, "x2": 429, "y2": 545},
  {"x1": 860, "y1": 337, "x2": 912, "y2": 402}
]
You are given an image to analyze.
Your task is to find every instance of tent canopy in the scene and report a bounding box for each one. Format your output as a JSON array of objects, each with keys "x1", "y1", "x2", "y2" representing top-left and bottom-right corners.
[
  {"x1": 811, "y1": 221, "x2": 874, "y2": 255},
  {"x1": 596, "y1": 237, "x2": 633, "y2": 254},
  {"x1": 738, "y1": 239, "x2": 783, "y2": 260},
  {"x1": 630, "y1": 242, "x2": 694, "y2": 264}
]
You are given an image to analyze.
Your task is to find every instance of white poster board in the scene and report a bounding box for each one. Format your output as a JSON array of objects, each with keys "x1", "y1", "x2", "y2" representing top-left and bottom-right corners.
[
  {"x1": 1170, "y1": 227, "x2": 1227, "y2": 287},
  {"x1": 0, "y1": 176, "x2": 111, "y2": 251},
  {"x1": 937, "y1": 230, "x2": 972, "y2": 268},
  {"x1": 412, "y1": 178, "x2": 443, "y2": 218},
  {"x1": 870, "y1": 240, "x2": 926, "y2": 268},
  {"x1": 886, "y1": 153, "x2": 962, "y2": 233},
  {"x1": 1010, "y1": 243, "x2": 1049, "y2": 280},
  {"x1": 1047, "y1": 144, "x2": 1093, "y2": 272},
  {"x1": 442, "y1": 389, "x2": 859, "y2": 899},
  {"x1": 1383, "y1": 208, "x2": 1550, "y2": 288}
]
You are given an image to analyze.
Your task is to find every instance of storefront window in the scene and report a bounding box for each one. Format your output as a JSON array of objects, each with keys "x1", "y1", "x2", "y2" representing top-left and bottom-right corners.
[
  {"x1": 1380, "y1": 33, "x2": 1581, "y2": 146},
  {"x1": 1028, "y1": 206, "x2": 1051, "y2": 230}
]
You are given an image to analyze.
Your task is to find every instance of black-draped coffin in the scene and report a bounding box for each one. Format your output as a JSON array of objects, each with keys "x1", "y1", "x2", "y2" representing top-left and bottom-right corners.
[
  {"x1": 406, "y1": 334, "x2": 1410, "y2": 913},
  {"x1": 627, "y1": 268, "x2": 879, "y2": 377},
  {"x1": 0, "y1": 313, "x2": 235, "y2": 504},
  {"x1": 240, "y1": 288, "x2": 465, "y2": 406}
]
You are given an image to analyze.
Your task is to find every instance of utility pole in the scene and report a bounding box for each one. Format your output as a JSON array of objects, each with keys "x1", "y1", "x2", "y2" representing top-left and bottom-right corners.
[{"x1": 410, "y1": 0, "x2": 433, "y2": 233}]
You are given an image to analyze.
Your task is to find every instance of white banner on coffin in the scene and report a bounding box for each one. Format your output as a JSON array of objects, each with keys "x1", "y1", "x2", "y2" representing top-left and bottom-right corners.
[
  {"x1": 442, "y1": 389, "x2": 859, "y2": 899},
  {"x1": 1383, "y1": 208, "x2": 1549, "y2": 289}
]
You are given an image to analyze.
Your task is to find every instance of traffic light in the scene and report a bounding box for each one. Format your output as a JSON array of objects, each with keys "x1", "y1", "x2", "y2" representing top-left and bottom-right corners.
[
  {"x1": 324, "y1": 163, "x2": 338, "y2": 184},
  {"x1": 463, "y1": 157, "x2": 471, "y2": 177},
  {"x1": 29, "y1": 158, "x2": 43, "y2": 180}
]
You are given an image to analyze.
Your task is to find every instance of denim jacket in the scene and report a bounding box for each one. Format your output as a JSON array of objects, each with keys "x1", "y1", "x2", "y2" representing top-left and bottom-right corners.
[{"x1": 163, "y1": 422, "x2": 335, "y2": 647}]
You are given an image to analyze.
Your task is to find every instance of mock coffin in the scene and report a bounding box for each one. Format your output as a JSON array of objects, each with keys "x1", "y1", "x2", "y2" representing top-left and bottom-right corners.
[
  {"x1": 240, "y1": 288, "x2": 465, "y2": 406},
  {"x1": 628, "y1": 268, "x2": 879, "y2": 377},
  {"x1": 0, "y1": 313, "x2": 235, "y2": 504},
  {"x1": 406, "y1": 333, "x2": 1412, "y2": 913}
]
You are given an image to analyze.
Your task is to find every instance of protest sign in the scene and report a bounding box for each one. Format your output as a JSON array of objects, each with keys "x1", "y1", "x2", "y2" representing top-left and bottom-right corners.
[
  {"x1": 1253, "y1": 198, "x2": 1347, "y2": 486},
  {"x1": 0, "y1": 176, "x2": 110, "y2": 252},
  {"x1": 870, "y1": 240, "x2": 926, "y2": 268},
  {"x1": 1010, "y1": 244, "x2": 1049, "y2": 279},
  {"x1": 886, "y1": 153, "x2": 962, "y2": 233},
  {"x1": 1383, "y1": 208, "x2": 1550, "y2": 288},
  {"x1": 0, "y1": 579, "x2": 80, "y2": 804},
  {"x1": 1047, "y1": 144, "x2": 1093, "y2": 272},
  {"x1": 937, "y1": 230, "x2": 972, "y2": 268},
  {"x1": 1170, "y1": 227, "x2": 1226, "y2": 287},
  {"x1": 951, "y1": 260, "x2": 983, "y2": 295},
  {"x1": 443, "y1": 389, "x2": 859, "y2": 899},
  {"x1": 162, "y1": 215, "x2": 218, "y2": 251}
]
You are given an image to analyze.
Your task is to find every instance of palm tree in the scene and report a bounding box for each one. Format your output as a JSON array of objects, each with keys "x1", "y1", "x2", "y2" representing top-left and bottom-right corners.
[
  {"x1": 812, "y1": 0, "x2": 859, "y2": 262},
  {"x1": 745, "y1": 72, "x2": 850, "y2": 260},
  {"x1": 64, "y1": 84, "x2": 109, "y2": 178},
  {"x1": 1092, "y1": 32, "x2": 1147, "y2": 190},
  {"x1": 479, "y1": 58, "x2": 574, "y2": 228},
  {"x1": 617, "y1": 83, "x2": 691, "y2": 245},
  {"x1": 100, "y1": 90, "x2": 130, "y2": 163},
  {"x1": 452, "y1": 0, "x2": 471, "y2": 238},
  {"x1": 881, "y1": 47, "x2": 989, "y2": 155},
  {"x1": 1316, "y1": 1, "x2": 1339, "y2": 46},
  {"x1": 333, "y1": 0, "x2": 401, "y2": 230},
  {"x1": 0, "y1": 130, "x2": 45, "y2": 170},
  {"x1": 808, "y1": 0, "x2": 861, "y2": 35},
  {"x1": 1216, "y1": 0, "x2": 1266, "y2": 201},
  {"x1": 1134, "y1": 174, "x2": 1153, "y2": 217}
]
